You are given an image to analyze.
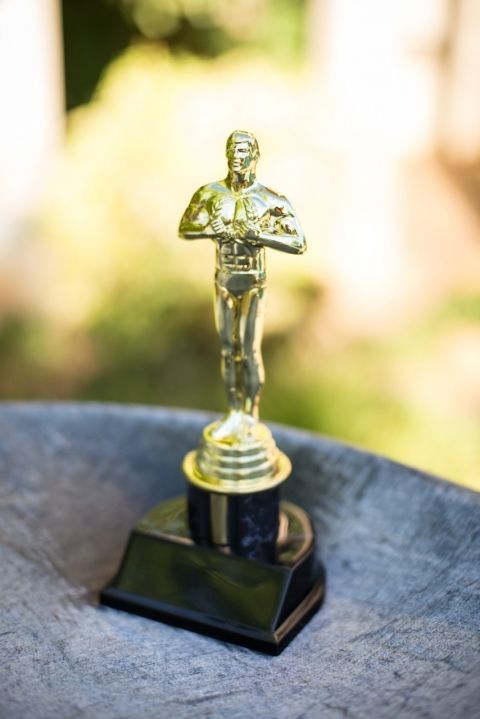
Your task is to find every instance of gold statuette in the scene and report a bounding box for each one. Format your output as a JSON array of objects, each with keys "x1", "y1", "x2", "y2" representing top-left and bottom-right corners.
[
  {"x1": 101, "y1": 131, "x2": 324, "y2": 655},
  {"x1": 179, "y1": 130, "x2": 306, "y2": 496}
]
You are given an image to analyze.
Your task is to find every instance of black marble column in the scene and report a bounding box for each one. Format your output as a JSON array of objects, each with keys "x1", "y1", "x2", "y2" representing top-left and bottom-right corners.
[{"x1": 187, "y1": 484, "x2": 280, "y2": 562}]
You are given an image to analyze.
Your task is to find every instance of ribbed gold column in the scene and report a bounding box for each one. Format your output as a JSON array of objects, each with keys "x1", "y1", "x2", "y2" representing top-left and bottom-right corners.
[{"x1": 183, "y1": 419, "x2": 291, "y2": 495}]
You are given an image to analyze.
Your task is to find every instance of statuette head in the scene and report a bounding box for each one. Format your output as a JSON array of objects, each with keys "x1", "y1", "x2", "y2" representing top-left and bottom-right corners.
[{"x1": 226, "y1": 130, "x2": 260, "y2": 175}]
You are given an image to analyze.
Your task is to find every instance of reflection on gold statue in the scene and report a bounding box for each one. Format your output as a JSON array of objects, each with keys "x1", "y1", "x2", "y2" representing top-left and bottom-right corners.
[{"x1": 180, "y1": 131, "x2": 306, "y2": 495}]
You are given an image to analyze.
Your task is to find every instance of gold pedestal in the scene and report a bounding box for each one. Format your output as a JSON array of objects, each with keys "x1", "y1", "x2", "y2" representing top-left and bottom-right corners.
[{"x1": 183, "y1": 415, "x2": 291, "y2": 496}]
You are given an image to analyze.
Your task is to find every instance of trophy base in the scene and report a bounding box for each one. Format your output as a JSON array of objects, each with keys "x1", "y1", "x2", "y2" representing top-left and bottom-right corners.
[{"x1": 100, "y1": 496, "x2": 325, "y2": 655}]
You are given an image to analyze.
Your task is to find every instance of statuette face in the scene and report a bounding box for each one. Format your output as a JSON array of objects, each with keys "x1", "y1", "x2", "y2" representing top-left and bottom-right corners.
[{"x1": 179, "y1": 130, "x2": 306, "y2": 459}]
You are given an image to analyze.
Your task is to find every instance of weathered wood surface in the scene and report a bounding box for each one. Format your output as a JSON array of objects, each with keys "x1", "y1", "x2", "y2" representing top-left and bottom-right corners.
[{"x1": 0, "y1": 403, "x2": 479, "y2": 719}]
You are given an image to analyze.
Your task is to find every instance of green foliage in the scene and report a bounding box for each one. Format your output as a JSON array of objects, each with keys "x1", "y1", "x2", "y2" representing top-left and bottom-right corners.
[
  {"x1": 0, "y1": 315, "x2": 73, "y2": 398},
  {"x1": 62, "y1": 0, "x2": 306, "y2": 109},
  {"x1": 82, "y1": 278, "x2": 223, "y2": 407},
  {"x1": 62, "y1": 1, "x2": 132, "y2": 109}
]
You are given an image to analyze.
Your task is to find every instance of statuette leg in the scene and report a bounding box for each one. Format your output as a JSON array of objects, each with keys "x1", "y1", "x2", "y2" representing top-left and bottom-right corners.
[{"x1": 239, "y1": 285, "x2": 265, "y2": 418}]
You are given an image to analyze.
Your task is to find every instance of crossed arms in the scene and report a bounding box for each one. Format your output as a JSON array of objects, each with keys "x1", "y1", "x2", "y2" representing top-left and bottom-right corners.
[{"x1": 179, "y1": 190, "x2": 306, "y2": 255}]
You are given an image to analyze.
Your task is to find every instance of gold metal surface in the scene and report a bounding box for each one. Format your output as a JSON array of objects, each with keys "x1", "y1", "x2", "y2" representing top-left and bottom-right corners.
[
  {"x1": 179, "y1": 131, "x2": 305, "y2": 494},
  {"x1": 183, "y1": 446, "x2": 291, "y2": 495},
  {"x1": 209, "y1": 493, "x2": 229, "y2": 545},
  {"x1": 276, "y1": 501, "x2": 314, "y2": 565}
]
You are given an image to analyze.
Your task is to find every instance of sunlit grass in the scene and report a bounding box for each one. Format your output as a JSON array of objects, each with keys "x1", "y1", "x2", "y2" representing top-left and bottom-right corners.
[{"x1": 263, "y1": 337, "x2": 480, "y2": 491}]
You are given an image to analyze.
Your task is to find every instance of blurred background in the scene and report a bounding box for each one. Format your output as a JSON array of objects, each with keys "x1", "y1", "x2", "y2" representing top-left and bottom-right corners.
[{"x1": 0, "y1": 0, "x2": 479, "y2": 489}]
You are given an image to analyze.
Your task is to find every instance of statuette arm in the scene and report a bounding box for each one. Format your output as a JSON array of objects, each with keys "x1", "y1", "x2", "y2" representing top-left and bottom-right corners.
[
  {"x1": 179, "y1": 190, "x2": 214, "y2": 240},
  {"x1": 250, "y1": 199, "x2": 306, "y2": 254},
  {"x1": 257, "y1": 230, "x2": 306, "y2": 254}
]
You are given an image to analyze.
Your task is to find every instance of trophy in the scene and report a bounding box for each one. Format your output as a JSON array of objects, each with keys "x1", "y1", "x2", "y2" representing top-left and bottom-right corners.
[{"x1": 101, "y1": 131, "x2": 325, "y2": 654}]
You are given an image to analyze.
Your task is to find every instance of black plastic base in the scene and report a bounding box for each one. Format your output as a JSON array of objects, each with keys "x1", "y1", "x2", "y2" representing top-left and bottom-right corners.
[{"x1": 100, "y1": 496, "x2": 325, "y2": 655}]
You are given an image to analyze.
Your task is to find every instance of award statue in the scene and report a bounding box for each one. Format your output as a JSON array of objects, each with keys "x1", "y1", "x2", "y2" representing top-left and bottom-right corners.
[{"x1": 101, "y1": 131, "x2": 325, "y2": 654}]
